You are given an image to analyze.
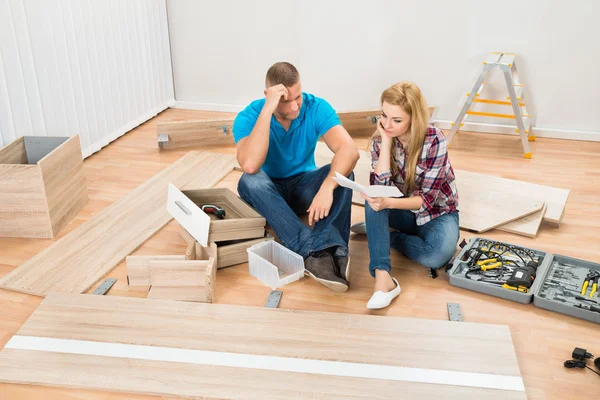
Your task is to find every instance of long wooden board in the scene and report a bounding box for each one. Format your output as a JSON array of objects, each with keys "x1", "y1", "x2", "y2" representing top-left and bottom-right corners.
[
  {"x1": 0, "y1": 293, "x2": 526, "y2": 399},
  {"x1": 0, "y1": 151, "x2": 236, "y2": 297}
]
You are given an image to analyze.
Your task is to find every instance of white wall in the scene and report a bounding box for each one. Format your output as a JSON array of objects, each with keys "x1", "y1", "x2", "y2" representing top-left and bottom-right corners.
[
  {"x1": 0, "y1": 0, "x2": 175, "y2": 157},
  {"x1": 167, "y1": 0, "x2": 600, "y2": 140}
]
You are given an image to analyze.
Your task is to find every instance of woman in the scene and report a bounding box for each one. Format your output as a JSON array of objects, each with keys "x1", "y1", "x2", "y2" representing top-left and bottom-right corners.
[{"x1": 352, "y1": 81, "x2": 459, "y2": 309}]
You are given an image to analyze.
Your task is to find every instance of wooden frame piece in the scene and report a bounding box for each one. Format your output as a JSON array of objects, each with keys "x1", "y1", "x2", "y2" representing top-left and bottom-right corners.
[
  {"x1": 0, "y1": 135, "x2": 88, "y2": 238},
  {"x1": 157, "y1": 118, "x2": 235, "y2": 150}
]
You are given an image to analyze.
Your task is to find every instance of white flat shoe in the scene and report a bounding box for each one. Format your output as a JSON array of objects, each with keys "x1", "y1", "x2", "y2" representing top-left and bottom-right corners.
[{"x1": 366, "y1": 278, "x2": 401, "y2": 310}]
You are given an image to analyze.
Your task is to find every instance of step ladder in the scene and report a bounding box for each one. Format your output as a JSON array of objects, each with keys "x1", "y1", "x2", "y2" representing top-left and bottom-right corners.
[{"x1": 447, "y1": 52, "x2": 535, "y2": 158}]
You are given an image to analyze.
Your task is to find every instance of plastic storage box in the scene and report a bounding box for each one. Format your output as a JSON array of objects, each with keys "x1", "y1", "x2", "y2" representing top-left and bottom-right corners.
[{"x1": 247, "y1": 241, "x2": 305, "y2": 289}]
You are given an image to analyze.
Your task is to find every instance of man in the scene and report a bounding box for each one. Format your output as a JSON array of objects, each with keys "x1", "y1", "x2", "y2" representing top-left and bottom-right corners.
[{"x1": 234, "y1": 62, "x2": 359, "y2": 292}]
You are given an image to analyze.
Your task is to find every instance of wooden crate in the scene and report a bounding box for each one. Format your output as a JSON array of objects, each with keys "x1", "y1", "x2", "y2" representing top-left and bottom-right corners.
[
  {"x1": 169, "y1": 187, "x2": 266, "y2": 243},
  {"x1": 126, "y1": 245, "x2": 217, "y2": 303},
  {"x1": 0, "y1": 135, "x2": 88, "y2": 238}
]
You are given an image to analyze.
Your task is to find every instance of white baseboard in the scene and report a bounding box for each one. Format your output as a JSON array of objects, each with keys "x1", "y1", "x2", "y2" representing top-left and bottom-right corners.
[
  {"x1": 82, "y1": 99, "x2": 175, "y2": 158},
  {"x1": 434, "y1": 120, "x2": 600, "y2": 142},
  {"x1": 172, "y1": 100, "x2": 244, "y2": 113}
]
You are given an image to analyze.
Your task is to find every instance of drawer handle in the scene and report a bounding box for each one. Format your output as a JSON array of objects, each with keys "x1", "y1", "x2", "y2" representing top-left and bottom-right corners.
[{"x1": 175, "y1": 201, "x2": 191, "y2": 215}]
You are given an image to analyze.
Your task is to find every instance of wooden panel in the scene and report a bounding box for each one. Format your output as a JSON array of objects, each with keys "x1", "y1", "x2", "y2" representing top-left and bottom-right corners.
[
  {"x1": 147, "y1": 286, "x2": 209, "y2": 302},
  {"x1": 0, "y1": 137, "x2": 27, "y2": 164},
  {"x1": 0, "y1": 151, "x2": 236, "y2": 297},
  {"x1": 455, "y1": 176, "x2": 545, "y2": 232},
  {"x1": 126, "y1": 255, "x2": 186, "y2": 287},
  {"x1": 0, "y1": 164, "x2": 51, "y2": 238},
  {"x1": 457, "y1": 170, "x2": 569, "y2": 225},
  {"x1": 216, "y1": 236, "x2": 274, "y2": 269},
  {"x1": 0, "y1": 293, "x2": 525, "y2": 399},
  {"x1": 157, "y1": 118, "x2": 235, "y2": 149},
  {"x1": 38, "y1": 135, "x2": 88, "y2": 237},
  {"x1": 148, "y1": 260, "x2": 211, "y2": 286},
  {"x1": 497, "y1": 203, "x2": 547, "y2": 238}
]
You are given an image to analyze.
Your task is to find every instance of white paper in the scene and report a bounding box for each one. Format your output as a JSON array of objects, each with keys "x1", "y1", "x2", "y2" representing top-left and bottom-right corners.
[{"x1": 332, "y1": 172, "x2": 403, "y2": 198}]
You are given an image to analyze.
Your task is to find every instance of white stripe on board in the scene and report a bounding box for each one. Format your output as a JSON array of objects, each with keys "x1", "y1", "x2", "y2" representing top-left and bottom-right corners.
[{"x1": 7, "y1": 335, "x2": 525, "y2": 392}]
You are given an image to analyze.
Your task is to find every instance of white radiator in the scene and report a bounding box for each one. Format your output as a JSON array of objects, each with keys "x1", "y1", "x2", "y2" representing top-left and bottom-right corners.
[{"x1": 0, "y1": 0, "x2": 174, "y2": 157}]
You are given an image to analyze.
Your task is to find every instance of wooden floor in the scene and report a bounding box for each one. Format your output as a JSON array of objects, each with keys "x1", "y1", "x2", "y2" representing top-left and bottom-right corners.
[{"x1": 1, "y1": 108, "x2": 599, "y2": 399}]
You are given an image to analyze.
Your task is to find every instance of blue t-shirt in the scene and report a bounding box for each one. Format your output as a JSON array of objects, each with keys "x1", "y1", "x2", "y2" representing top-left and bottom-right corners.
[{"x1": 233, "y1": 93, "x2": 340, "y2": 178}]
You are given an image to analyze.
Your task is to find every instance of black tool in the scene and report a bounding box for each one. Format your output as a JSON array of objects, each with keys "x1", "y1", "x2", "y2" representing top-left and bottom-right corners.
[
  {"x1": 574, "y1": 303, "x2": 600, "y2": 314},
  {"x1": 575, "y1": 295, "x2": 599, "y2": 304},
  {"x1": 201, "y1": 204, "x2": 226, "y2": 219}
]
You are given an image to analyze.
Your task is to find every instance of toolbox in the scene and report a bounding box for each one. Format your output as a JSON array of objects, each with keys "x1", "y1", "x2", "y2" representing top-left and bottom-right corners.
[{"x1": 448, "y1": 237, "x2": 600, "y2": 324}]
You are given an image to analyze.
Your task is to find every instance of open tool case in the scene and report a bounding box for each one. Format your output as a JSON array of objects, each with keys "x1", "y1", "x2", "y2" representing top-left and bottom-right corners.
[{"x1": 448, "y1": 237, "x2": 600, "y2": 324}]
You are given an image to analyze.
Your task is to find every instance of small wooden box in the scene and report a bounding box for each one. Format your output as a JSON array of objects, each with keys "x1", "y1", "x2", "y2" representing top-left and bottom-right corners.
[
  {"x1": 126, "y1": 243, "x2": 217, "y2": 303},
  {"x1": 168, "y1": 187, "x2": 266, "y2": 244},
  {"x1": 0, "y1": 135, "x2": 88, "y2": 238}
]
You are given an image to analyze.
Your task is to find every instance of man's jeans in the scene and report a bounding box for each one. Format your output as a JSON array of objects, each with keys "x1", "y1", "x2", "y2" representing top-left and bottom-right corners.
[
  {"x1": 365, "y1": 203, "x2": 459, "y2": 277},
  {"x1": 237, "y1": 165, "x2": 353, "y2": 259}
]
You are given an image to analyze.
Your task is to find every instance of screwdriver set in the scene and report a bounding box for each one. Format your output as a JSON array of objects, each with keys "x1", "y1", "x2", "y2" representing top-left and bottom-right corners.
[{"x1": 448, "y1": 237, "x2": 600, "y2": 324}]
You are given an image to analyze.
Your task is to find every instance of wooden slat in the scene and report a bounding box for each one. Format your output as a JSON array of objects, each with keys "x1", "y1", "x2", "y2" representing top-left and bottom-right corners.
[
  {"x1": 214, "y1": 236, "x2": 273, "y2": 269},
  {"x1": 38, "y1": 135, "x2": 88, "y2": 237},
  {"x1": 157, "y1": 118, "x2": 235, "y2": 149},
  {"x1": 148, "y1": 260, "x2": 211, "y2": 286},
  {"x1": 147, "y1": 286, "x2": 209, "y2": 302},
  {"x1": 0, "y1": 151, "x2": 236, "y2": 297},
  {"x1": 126, "y1": 255, "x2": 186, "y2": 286},
  {"x1": 0, "y1": 293, "x2": 525, "y2": 399}
]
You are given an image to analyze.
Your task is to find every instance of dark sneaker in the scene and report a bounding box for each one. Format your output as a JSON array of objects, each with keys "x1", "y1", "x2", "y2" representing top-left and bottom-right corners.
[
  {"x1": 305, "y1": 251, "x2": 348, "y2": 292},
  {"x1": 350, "y1": 222, "x2": 367, "y2": 235},
  {"x1": 334, "y1": 255, "x2": 351, "y2": 282}
]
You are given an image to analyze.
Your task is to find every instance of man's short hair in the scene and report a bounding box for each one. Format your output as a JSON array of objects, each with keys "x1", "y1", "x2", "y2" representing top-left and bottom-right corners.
[{"x1": 265, "y1": 62, "x2": 300, "y2": 88}]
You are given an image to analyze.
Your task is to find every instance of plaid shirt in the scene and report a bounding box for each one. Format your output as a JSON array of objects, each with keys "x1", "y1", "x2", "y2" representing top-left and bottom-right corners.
[{"x1": 369, "y1": 126, "x2": 459, "y2": 226}]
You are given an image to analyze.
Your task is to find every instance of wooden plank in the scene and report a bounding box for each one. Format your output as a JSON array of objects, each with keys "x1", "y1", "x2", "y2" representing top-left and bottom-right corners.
[
  {"x1": 157, "y1": 118, "x2": 235, "y2": 149},
  {"x1": 215, "y1": 236, "x2": 274, "y2": 269},
  {"x1": 497, "y1": 203, "x2": 547, "y2": 238},
  {"x1": 38, "y1": 135, "x2": 88, "y2": 237},
  {"x1": 147, "y1": 286, "x2": 209, "y2": 302},
  {"x1": 0, "y1": 137, "x2": 27, "y2": 164},
  {"x1": 337, "y1": 107, "x2": 435, "y2": 137},
  {"x1": 0, "y1": 293, "x2": 526, "y2": 399},
  {"x1": 126, "y1": 255, "x2": 186, "y2": 287},
  {"x1": 0, "y1": 164, "x2": 51, "y2": 238},
  {"x1": 148, "y1": 260, "x2": 211, "y2": 287},
  {"x1": 0, "y1": 151, "x2": 236, "y2": 297}
]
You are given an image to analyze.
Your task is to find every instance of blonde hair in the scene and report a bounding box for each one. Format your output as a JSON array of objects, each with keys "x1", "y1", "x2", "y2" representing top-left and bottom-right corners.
[{"x1": 369, "y1": 81, "x2": 430, "y2": 194}]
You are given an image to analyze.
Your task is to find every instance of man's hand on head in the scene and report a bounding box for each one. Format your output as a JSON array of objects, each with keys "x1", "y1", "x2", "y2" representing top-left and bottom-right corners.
[{"x1": 264, "y1": 84, "x2": 288, "y2": 115}]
